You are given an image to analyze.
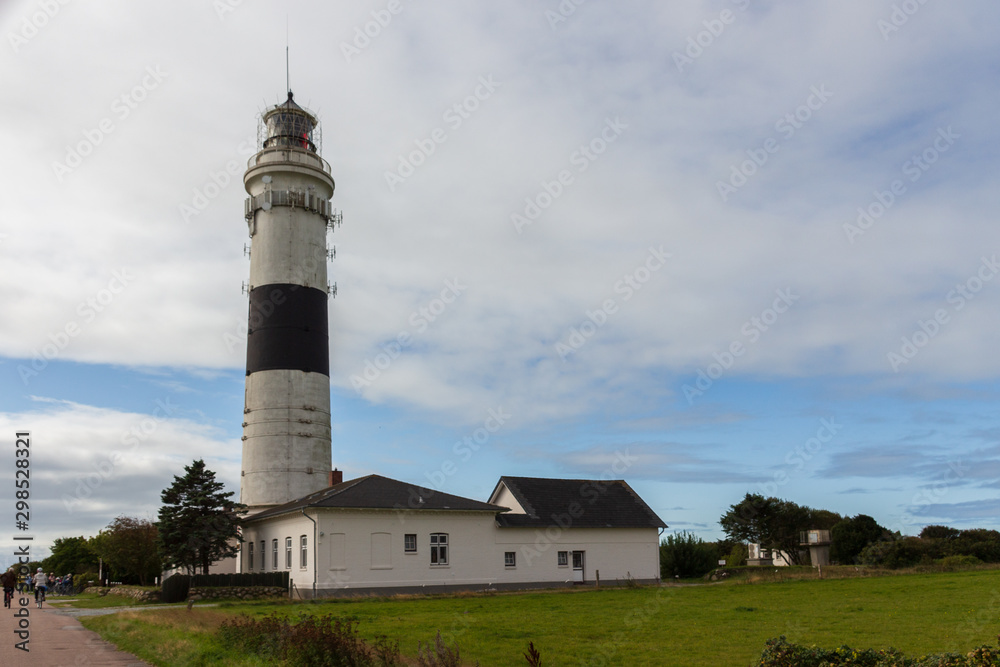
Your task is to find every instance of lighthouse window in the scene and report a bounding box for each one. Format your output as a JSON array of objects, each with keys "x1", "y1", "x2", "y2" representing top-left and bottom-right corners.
[{"x1": 430, "y1": 533, "x2": 448, "y2": 566}]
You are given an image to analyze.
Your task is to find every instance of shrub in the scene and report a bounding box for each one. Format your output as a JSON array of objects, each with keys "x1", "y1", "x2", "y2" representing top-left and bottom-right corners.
[
  {"x1": 73, "y1": 572, "x2": 100, "y2": 591},
  {"x1": 725, "y1": 543, "x2": 749, "y2": 567},
  {"x1": 416, "y1": 631, "x2": 469, "y2": 667},
  {"x1": 660, "y1": 531, "x2": 718, "y2": 579},
  {"x1": 753, "y1": 635, "x2": 1000, "y2": 666},
  {"x1": 218, "y1": 612, "x2": 403, "y2": 666},
  {"x1": 859, "y1": 537, "x2": 931, "y2": 569},
  {"x1": 937, "y1": 554, "x2": 982, "y2": 571}
]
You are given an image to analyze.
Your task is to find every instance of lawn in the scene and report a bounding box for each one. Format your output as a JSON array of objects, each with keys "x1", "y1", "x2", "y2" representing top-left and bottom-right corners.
[{"x1": 81, "y1": 568, "x2": 1000, "y2": 666}]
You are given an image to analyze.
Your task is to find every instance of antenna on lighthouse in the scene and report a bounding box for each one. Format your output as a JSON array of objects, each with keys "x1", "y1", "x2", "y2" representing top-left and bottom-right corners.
[{"x1": 285, "y1": 16, "x2": 290, "y2": 95}]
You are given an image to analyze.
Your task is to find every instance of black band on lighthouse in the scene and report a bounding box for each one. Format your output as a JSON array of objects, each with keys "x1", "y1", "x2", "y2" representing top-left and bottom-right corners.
[{"x1": 246, "y1": 283, "x2": 329, "y2": 376}]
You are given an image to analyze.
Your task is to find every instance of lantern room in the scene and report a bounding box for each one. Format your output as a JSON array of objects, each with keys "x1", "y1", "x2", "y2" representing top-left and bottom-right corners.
[{"x1": 262, "y1": 91, "x2": 319, "y2": 153}]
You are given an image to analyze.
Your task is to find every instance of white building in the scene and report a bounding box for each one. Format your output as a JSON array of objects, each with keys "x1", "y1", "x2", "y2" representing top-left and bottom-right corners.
[{"x1": 240, "y1": 474, "x2": 666, "y2": 598}]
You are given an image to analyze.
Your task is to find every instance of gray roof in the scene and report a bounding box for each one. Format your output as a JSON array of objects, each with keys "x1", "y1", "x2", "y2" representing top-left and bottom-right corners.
[
  {"x1": 245, "y1": 474, "x2": 506, "y2": 522},
  {"x1": 491, "y1": 476, "x2": 667, "y2": 529}
]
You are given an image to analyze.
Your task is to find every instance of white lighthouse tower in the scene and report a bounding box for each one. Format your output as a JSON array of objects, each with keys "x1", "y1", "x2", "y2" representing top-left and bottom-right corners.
[{"x1": 240, "y1": 90, "x2": 339, "y2": 515}]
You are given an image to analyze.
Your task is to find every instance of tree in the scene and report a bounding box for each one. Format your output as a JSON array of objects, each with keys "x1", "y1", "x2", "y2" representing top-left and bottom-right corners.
[
  {"x1": 158, "y1": 459, "x2": 246, "y2": 574},
  {"x1": 719, "y1": 493, "x2": 822, "y2": 565},
  {"x1": 719, "y1": 493, "x2": 778, "y2": 548},
  {"x1": 830, "y1": 514, "x2": 887, "y2": 564},
  {"x1": 89, "y1": 517, "x2": 161, "y2": 585},
  {"x1": 42, "y1": 536, "x2": 99, "y2": 575},
  {"x1": 919, "y1": 525, "x2": 959, "y2": 541},
  {"x1": 660, "y1": 532, "x2": 718, "y2": 579}
]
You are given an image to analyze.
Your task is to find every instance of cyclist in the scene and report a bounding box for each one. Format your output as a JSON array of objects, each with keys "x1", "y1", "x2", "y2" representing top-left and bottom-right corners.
[
  {"x1": 0, "y1": 568, "x2": 15, "y2": 608},
  {"x1": 33, "y1": 568, "x2": 47, "y2": 607}
]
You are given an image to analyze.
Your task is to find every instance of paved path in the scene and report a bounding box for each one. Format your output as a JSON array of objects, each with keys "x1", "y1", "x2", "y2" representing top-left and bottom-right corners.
[{"x1": 0, "y1": 597, "x2": 151, "y2": 666}]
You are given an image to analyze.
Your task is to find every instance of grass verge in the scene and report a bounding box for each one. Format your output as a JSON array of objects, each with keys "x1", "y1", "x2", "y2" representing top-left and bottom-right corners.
[{"x1": 82, "y1": 568, "x2": 1000, "y2": 666}]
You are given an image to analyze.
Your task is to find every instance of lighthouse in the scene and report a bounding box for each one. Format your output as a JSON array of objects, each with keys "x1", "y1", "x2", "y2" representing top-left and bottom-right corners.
[{"x1": 240, "y1": 90, "x2": 339, "y2": 515}]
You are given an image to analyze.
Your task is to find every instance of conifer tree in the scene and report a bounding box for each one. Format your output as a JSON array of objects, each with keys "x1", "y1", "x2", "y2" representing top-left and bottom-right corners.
[{"x1": 157, "y1": 459, "x2": 246, "y2": 575}]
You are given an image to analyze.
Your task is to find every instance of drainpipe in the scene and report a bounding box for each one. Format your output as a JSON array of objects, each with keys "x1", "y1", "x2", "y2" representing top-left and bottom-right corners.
[
  {"x1": 657, "y1": 527, "x2": 665, "y2": 584},
  {"x1": 301, "y1": 509, "x2": 317, "y2": 600}
]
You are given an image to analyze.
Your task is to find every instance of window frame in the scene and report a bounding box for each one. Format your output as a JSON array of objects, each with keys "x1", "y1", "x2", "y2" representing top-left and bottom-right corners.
[
  {"x1": 557, "y1": 551, "x2": 568, "y2": 567},
  {"x1": 404, "y1": 533, "x2": 417, "y2": 553},
  {"x1": 248, "y1": 541, "x2": 254, "y2": 571},
  {"x1": 429, "y1": 533, "x2": 449, "y2": 566},
  {"x1": 285, "y1": 537, "x2": 292, "y2": 569},
  {"x1": 272, "y1": 539, "x2": 278, "y2": 570},
  {"x1": 300, "y1": 535, "x2": 308, "y2": 568},
  {"x1": 504, "y1": 551, "x2": 516, "y2": 568}
]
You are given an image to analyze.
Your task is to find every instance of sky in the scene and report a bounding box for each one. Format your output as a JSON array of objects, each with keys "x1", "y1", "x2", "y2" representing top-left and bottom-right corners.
[{"x1": 1, "y1": 0, "x2": 999, "y2": 562}]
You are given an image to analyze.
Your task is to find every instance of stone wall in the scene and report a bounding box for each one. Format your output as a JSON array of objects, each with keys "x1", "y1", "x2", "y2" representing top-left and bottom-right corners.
[
  {"x1": 188, "y1": 586, "x2": 287, "y2": 601},
  {"x1": 106, "y1": 586, "x2": 161, "y2": 602}
]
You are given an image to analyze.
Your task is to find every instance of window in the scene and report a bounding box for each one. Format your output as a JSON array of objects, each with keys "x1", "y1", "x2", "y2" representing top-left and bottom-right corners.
[
  {"x1": 248, "y1": 542, "x2": 254, "y2": 571},
  {"x1": 430, "y1": 533, "x2": 448, "y2": 566},
  {"x1": 300, "y1": 535, "x2": 308, "y2": 568},
  {"x1": 261, "y1": 541, "x2": 266, "y2": 570},
  {"x1": 285, "y1": 537, "x2": 292, "y2": 569},
  {"x1": 272, "y1": 539, "x2": 278, "y2": 569},
  {"x1": 404, "y1": 534, "x2": 417, "y2": 553},
  {"x1": 557, "y1": 551, "x2": 568, "y2": 567},
  {"x1": 504, "y1": 552, "x2": 516, "y2": 568}
]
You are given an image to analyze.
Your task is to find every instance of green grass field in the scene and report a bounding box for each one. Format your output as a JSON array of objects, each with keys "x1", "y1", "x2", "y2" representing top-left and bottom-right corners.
[{"x1": 80, "y1": 568, "x2": 1000, "y2": 666}]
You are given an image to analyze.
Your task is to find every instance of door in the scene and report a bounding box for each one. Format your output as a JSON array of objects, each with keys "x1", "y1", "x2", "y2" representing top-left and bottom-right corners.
[{"x1": 572, "y1": 551, "x2": 585, "y2": 583}]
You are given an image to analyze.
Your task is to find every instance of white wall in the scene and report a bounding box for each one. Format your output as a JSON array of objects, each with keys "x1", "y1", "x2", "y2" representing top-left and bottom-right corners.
[{"x1": 242, "y1": 509, "x2": 660, "y2": 593}]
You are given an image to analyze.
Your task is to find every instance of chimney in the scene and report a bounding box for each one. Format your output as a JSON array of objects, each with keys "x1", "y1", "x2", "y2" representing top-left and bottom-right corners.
[{"x1": 329, "y1": 469, "x2": 343, "y2": 486}]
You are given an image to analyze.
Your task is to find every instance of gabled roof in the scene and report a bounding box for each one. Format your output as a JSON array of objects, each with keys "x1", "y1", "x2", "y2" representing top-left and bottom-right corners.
[
  {"x1": 489, "y1": 476, "x2": 667, "y2": 529},
  {"x1": 245, "y1": 474, "x2": 507, "y2": 522}
]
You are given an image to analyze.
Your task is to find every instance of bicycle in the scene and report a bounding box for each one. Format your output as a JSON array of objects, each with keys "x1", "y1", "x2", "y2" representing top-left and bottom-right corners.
[
  {"x1": 3, "y1": 587, "x2": 13, "y2": 609},
  {"x1": 34, "y1": 586, "x2": 46, "y2": 608}
]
